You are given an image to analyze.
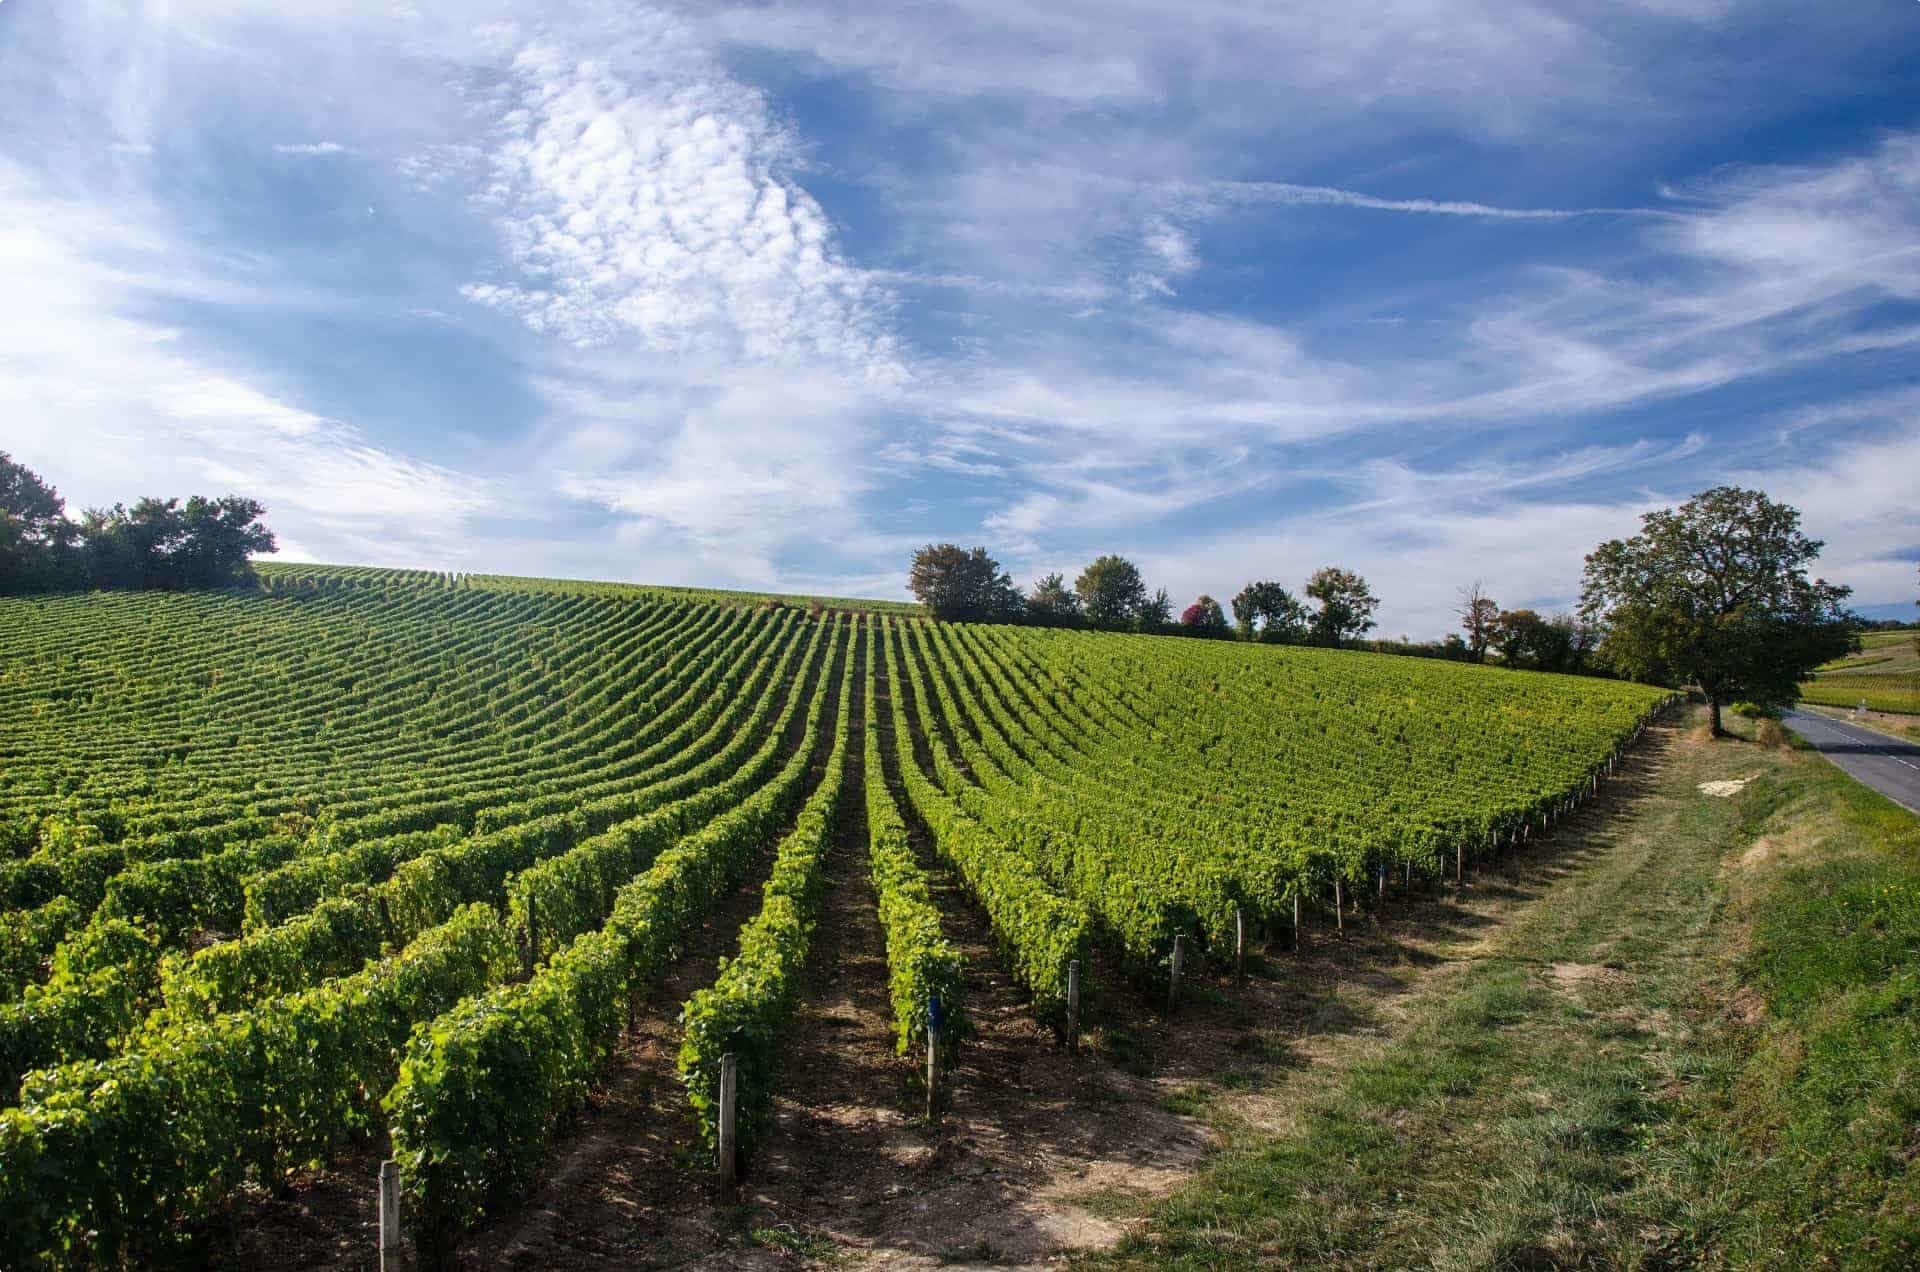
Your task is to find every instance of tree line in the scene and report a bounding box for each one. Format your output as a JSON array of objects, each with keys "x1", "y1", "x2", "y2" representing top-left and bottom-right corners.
[
  {"x1": 0, "y1": 453, "x2": 277, "y2": 596},
  {"x1": 908, "y1": 487, "x2": 1866, "y2": 734},
  {"x1": 908, "y1": 544, "x2": 1382, "y2": 646}
]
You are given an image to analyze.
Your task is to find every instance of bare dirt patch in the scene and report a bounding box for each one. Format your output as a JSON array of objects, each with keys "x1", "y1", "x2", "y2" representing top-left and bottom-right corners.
[
  {"x1": 1727, "y1": 985, "x2": 1767, "y2": 1027},
  {"x1": 1549, "y1": 961, "x2": 1629, "y2": 988},
  {"x1": 1698, "y1": 774, "x2": 1759, "y2": 798}
]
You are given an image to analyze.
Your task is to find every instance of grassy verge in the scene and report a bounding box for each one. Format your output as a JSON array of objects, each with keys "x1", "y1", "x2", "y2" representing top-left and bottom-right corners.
[{"x1": 1085, "y1": 708, "x2": 1920, "y2": 1269}]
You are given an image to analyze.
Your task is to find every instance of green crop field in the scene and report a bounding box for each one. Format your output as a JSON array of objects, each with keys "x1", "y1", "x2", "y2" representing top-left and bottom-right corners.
[
  {"x1": 1799, "y1": 626, "x2": 1920, "y2": 714},
  {"x1": 0, "y1": 568, "x2": 1668, "y2": 1263}
]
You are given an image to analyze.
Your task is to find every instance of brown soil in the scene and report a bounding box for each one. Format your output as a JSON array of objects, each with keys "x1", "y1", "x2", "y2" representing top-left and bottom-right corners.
[{"x1": 215, "y1": 671, "x2": 1678, "y2": 1272}]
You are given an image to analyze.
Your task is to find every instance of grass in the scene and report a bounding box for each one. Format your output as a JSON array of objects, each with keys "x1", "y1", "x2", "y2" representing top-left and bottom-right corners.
[
  {"x1": 750, "y1": 1223, "x2": 849, "y2": 1262},
  {"x1": 1081, "y1": 706, "x2": 1920, "y2": 1269}
]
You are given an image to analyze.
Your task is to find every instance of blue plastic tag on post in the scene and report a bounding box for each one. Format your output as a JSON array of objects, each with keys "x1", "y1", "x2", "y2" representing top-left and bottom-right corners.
[{"x1": 928, "y1": 994, "x2": 944, "y2": 1033}]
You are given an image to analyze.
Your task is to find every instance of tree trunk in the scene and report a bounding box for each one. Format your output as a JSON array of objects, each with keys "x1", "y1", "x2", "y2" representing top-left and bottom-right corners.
[{"x1": 1708, "y1": 696, "x2": 1723, "y2": 736}]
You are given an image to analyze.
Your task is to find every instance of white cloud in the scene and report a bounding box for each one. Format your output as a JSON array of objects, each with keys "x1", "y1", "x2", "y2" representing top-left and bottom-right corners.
[
  {"x1": 459, "y1": 32, "x2": 902, "y2": 383},
  {"x1": 699, "y1": 0, "x2": 1625, "y2": 141},
  {"x1": 1127, "y1": 419, "x2": 1920, "y2": 639},
  {"x1": 0, "y1": 163, "x2": 494, "y2": 567},
  {"x1": 2, "y1": 0, "x2": 1913, "y2": 615},
  {"x1": 1195, "y1": 178, "x2": 1669, "y2": 221},
  {"x1": 1142, "y1": 217, "x2": 1197, "y2": 275}
]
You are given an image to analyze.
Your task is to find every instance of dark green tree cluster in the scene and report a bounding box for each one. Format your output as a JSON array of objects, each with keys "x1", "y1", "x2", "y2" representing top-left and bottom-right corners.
[
  {"x1": 1226, "y1": 568, "x2": 1379, "y2": 646},
  {"x1": 1229, "y1": 580, "x2": 1308, "y2": 643},
  {"x1": 0, "y1": 453, "x2": 277, "y2": 596},
  {"x1": 1480, "y1": 608, "x2": 1602, "y2": 674},
  {"x1": 909, "y1": 547, "x2": 1179, "y2": 633},
  {"x1": 908, "y1": 486, "x2": 1863, "y2": 725},
  {"x1": 906, "y1": 544, "x2": 1023, "y2": 622},
  {"x1": 910, "y1": 544, "x2": 1384, "y2": 645}
]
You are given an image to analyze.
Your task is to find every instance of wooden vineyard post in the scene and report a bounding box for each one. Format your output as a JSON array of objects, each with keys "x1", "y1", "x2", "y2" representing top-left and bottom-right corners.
[
  {"x1": 1334, "y1": 878, "x2": 1345, "y2": 931},
  {"x1": 1168, "y1": 935, "x2": 1187, "y2": 1013},
  {"x1": 1233, "y1": 907, "x2": 1246, "y2": 984},
  {"x1": 926, "y1": 995, "x2": 944, "y2": 1125},
  {"x1": 1456, "y1": 839, "x2": 1465, "y2": 884},
  {"x1": 1066, "y1": 960, "x2": 1082, "y2": 1053},
  {"x1": 523, "y1": 895, "x2": 538, "y2": 981},
  {"x1": 1293, "y1": 892, "x2": 1304, "y2": 953},
  {"x1": 378, "y1": 1159, "x2": 400, "y2": 1272},
  {"x1": 718, "y1": 1053, "x2": 739, "y2": 1187}
]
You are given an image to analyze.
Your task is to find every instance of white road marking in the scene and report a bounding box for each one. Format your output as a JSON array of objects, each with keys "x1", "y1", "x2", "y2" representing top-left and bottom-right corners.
[{"x1": 1795, "y1": 716, "x2": 1920, "y2": 771}]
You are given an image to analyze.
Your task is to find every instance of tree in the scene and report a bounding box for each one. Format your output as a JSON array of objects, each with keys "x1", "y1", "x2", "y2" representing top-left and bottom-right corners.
[
  {"x1": 79, "y1": 497, "x2": 276, "y2": 591},
  {"x1": 1490, "y1": 609, "x2": 1542, "y2": 666},
  {"x1": 1231, "y1": 579, "x2": 1308, "y2": 643},
  {"x1": 174, "y1": 496, "x2": 277, "y2": 588},
  {"x1": 0, "y1": 452, "x2": 75, "y2": 595},
  {"x1": 1179, "y1": 594, "x2": 1231, "y2": 637},
  {"x1": 1456, "y1": 581, "x2": 1499, "y2": 663},
  {"x1": 1527, "y1": 613, "x2": 1575, "y2": 672},
  {"x1": 1581, "y1": 486, "x2": 1857, "y2": 734},
  {"x1": 1549, "y1": 611, "x2": 1603, "y2": 675},
  {"x1": 1025, "y1": 571, "x2": 1083, "y2": 626},
  {"x1": 1140, "y1": 587, "x2": 1174, "y2": 634},
  {"x1": 1074, "y1": 554, "x2": 1148, "y2": 631},
  {"x1": 908, "y1": 544, "x2": 1022, "y2": 622},
  {"x1": 0, "y1": 453, "x2": 276, "y2": 594},
  {"x1": 1305, "y1": 566, "x2": 1379, "y2": 646}
]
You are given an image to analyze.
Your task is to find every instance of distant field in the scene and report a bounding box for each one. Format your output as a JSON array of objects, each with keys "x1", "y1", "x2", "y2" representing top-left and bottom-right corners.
[
  {"x1": 1800, "y1": 626, "x2": 1920, "y2": 714},
  {"x1": 0, "y1": 568, "x2": 1667, "y2": 1262},
  {"x1": 254, "y1": 559, "x2": 926, "y2": 615}
]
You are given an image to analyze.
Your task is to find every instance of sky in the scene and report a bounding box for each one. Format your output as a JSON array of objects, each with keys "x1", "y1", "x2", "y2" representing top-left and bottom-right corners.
[{"x1": 1, "y1": 0, "x2": 1917, "y2": 636}]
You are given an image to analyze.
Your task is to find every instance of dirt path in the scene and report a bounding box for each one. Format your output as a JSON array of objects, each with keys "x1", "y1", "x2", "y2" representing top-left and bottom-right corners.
[
  {"x1": 1087, "y1": 712, "x2": 1756, "y2": 1270},
  {"x1": 223, "y1": 660, "x2": 1678, "y2": 1270},
  {"x1": 448, "y1": 622, "x2": 854, "y2": 1269},
  {"x1": 212, "y1": 619, "x2": 844, "y2": 1272},
  {"x1": 575, "y1": 667, "x2": 1683, "y2": 1268}
]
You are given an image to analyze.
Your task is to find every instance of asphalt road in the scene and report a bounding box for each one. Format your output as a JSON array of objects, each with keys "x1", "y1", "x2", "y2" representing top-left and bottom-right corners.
[{"x1": 1782, "y1": 707, "x2": 1920, "y2": 815}]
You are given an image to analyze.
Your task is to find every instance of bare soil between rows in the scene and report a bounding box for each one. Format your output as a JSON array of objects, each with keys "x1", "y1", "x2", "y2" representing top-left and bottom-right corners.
[{"x1": 223, "y1": 701, "x2": 1677, "y2": 1271}]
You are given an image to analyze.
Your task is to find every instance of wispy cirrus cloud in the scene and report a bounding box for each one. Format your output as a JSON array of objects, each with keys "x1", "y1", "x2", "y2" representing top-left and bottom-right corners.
[
  {"x1": 0, "y1": 162, "x2": 495, "y2": 567},
  {"x1": 1194, "y1": 178, "x2": 1673, "y2": 221}
]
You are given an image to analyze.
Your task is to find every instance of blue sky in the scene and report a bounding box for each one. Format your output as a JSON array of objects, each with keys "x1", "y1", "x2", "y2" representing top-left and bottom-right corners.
[{"x1": 2, "y1": 0, "x2": 1916, "y2": 635}]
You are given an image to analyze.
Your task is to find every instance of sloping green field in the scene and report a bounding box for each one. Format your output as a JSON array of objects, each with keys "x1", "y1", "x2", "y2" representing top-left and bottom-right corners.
[
  {"x1": 0, "y1": 569, "x2": 1665, "y2": 1262},
  {"x1": 1801, "y1": 627, "x2": 1920, "y2": 714}
]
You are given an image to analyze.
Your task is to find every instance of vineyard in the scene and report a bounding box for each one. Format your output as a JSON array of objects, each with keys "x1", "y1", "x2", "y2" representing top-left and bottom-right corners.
[
  {"x1": 0, "y1": 567, "x2": 1670, "y2": 1264},
  {"x1": 1799, "y1": 626, "x2": 1920, "y2": 714}
]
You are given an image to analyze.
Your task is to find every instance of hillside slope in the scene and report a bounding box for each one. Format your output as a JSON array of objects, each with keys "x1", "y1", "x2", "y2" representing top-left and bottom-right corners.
[{"x1": 0, "y1": 571, "x2": 1665, "y2": 1262}]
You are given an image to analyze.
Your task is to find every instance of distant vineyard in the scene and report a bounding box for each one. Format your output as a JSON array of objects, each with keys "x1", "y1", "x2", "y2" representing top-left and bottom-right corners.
[
  {"x1": 0, "y1": 572, "x2": 1668, "y2": 1263},
  {"x1": 254, "y1": 559, "x2": 927, "y2": 615},
  {"x1": 1800, "y1": 627, "x2": 1920, "y2": 714}
]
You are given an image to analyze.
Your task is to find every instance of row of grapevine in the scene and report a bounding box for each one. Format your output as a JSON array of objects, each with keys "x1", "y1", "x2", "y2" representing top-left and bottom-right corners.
[
  {"x1": 0, "y1": 609, "x2": 818, "y2": 1091},
  {"x1": 0, "y1": 571, "x2": 1676, "y2": 1262},
  {"x1": 676, "y1": 621, "x2": 861, "y2": 1155},
  {"x1": 0, "y1": 610, "x2": 844, "y2": 1261},
  {"x1": 384, "y1": 615, "x2": 853, "y2": 1254}
]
